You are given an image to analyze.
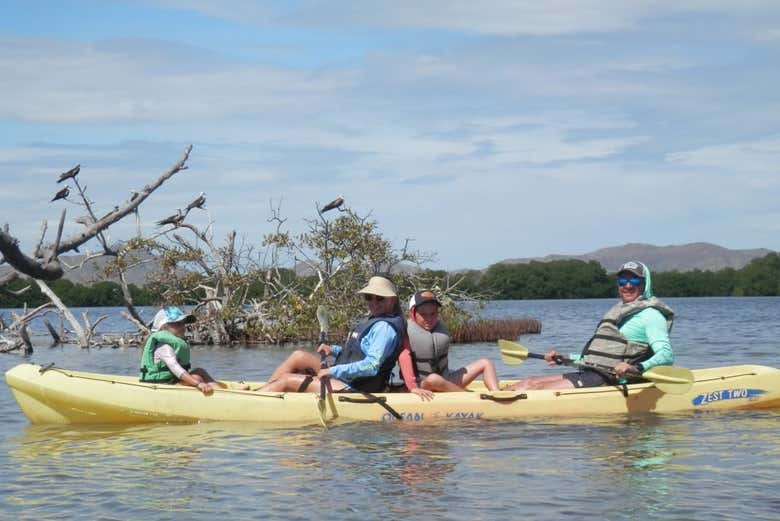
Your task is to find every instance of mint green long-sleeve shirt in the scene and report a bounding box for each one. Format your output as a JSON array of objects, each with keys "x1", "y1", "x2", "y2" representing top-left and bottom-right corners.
[{"x1": 571, "y1": 307, "x2": 673, "y2": 371}]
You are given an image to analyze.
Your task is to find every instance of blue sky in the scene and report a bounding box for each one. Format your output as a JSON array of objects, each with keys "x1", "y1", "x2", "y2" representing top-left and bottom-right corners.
[{"x1": 2, "y1": 1, "x2": 779, "y2": 270}]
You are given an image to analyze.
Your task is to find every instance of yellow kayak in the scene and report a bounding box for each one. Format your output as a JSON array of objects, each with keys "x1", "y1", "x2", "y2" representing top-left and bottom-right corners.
[{"x1": 6, "y1": 363, "x2": 780, "y2": 425}]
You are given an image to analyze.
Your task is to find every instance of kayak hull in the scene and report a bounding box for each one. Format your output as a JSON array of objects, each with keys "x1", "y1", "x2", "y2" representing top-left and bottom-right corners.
[{"x1": 6, "y1": 363, "x2": 780, "y2": 425}]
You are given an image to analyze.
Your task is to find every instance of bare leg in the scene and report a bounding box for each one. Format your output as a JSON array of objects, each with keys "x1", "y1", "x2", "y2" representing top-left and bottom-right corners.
[
  {"x1": 452, "y1": 358, "x2": 500, "y2": 391},
  {"x1": 189, "y1": 367, "x2": 249, "y2": 391},
  {"x1": 506, "y1": 374, "x2": 575, "y2": 391},
  {"x1": 267, "y1": 350, "x2": 321, "y2": 382},
  {"x1": 421, "y1": 373, "x2": 463, "y2": 392},
  {"x1": 259, "y1": 372, "x2": 350, "y2": 393}
]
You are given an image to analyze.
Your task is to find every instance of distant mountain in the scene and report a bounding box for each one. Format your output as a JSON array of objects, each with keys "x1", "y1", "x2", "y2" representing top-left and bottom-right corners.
[
  {"x1": 498, "y1": 242, "x2": 775, "y2": 273},
  {"x1": 57, "y1": 249, "x2": 162, "y2": 285}
]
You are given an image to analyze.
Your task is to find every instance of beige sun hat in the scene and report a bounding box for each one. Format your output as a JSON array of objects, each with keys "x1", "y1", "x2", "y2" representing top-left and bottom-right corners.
[{"x1": 357, "y1": 276, "x2": 398, "y2": 297}]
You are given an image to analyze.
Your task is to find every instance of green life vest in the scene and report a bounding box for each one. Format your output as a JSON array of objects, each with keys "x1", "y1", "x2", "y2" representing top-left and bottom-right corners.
[
  {"x1": 580, "y1": 296, "x2": 674, "y2": 368},
  {"x1": 407, "y1": 320, "x2": 450, "y2": 376},
  {"x1": 139, "y1": 330, "x2": 191, "y2": 383}
]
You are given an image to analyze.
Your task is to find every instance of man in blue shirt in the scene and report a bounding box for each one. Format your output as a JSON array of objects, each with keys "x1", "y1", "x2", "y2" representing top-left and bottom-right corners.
[{"x1": 259, "y1": 276, "x2": 405, "y2": 393}]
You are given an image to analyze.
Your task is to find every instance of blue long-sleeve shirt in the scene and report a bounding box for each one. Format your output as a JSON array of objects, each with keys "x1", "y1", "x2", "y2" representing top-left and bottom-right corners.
[{"x1": 328, "y1": 321, "x2": 398, "y2": 382}]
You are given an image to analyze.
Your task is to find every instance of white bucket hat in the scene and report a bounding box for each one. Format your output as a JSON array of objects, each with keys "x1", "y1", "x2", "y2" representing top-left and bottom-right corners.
[{"x1": 357, "y1": 276, "x2": 398, "y2": 298}]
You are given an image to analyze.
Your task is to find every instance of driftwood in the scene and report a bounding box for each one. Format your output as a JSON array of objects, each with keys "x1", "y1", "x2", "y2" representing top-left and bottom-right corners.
[
  {"x1": 43, "y1": 319, "x2": 61, "y2": 346},
  {"x1": 18, "y1": 324, "x2": 33, "y2": 355}
]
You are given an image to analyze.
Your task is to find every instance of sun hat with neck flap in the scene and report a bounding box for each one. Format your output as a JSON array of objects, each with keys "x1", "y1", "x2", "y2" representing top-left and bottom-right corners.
[{"x1": 357, "y1": 276, "x2": 398, "y2": 297}]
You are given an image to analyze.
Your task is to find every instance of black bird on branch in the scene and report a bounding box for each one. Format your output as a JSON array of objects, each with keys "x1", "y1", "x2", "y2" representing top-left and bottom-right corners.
[
  {"x1": 185, "y1": 192, "x2": 206, "y2": 212},
  {"x1": 57, "y1": 164, "x2": 80, "y2": 183},
  {"x1": 320, "y1": 195, "x2": 344, "y2": 213},
  {"x1": 50, "y1": 186, "x2": 70, "y2": 202},
  {"x1": 156, "y1": 211, "x2": 185, "y2": 227}
]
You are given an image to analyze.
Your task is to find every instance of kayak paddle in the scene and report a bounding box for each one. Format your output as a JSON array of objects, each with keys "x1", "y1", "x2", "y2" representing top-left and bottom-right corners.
[
  {"x1": 316, "y1": 305, "x2": 337, "y2": 426},
  {"x1": 497, "y1": 339, "x2": 694, "y2": 395}
]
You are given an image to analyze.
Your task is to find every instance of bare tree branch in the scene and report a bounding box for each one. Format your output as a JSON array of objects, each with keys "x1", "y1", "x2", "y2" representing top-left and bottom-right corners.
[{"x1": 0, "y1": 144, "x2": 193, "y2": 280}]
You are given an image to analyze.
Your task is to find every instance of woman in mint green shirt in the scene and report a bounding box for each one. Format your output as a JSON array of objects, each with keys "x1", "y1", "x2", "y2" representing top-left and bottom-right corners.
[{"x1": 508, "y1": 260, "x2": 674, "y2": 390}]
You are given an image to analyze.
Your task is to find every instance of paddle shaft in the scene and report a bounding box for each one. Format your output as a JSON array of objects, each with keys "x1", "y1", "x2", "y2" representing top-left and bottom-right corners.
[
  {"x1": 319, "y1": 331, "x2": 328, "y2": 401},
  {"x1": 498, "y1": 340, "x2": 692, "y2": 394},
  {"x1": 528, "y1": 351, "x2": 567, "y2": 365}
]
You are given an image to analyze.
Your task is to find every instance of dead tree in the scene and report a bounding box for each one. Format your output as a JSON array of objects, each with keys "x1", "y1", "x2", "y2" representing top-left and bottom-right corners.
[{"x1": 0, "y1": 145, "x2": 193, "y2": 348}]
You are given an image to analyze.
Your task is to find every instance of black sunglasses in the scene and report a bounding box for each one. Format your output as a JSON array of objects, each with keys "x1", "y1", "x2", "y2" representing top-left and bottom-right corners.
[{"x1": 363, "y1": 294, "x2": 385, "y2": 302}]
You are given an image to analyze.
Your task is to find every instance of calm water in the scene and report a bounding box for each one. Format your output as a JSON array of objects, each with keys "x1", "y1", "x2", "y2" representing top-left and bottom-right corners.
[{"x1": 1, "y1": 298, "x2": 778, "y2": 520}]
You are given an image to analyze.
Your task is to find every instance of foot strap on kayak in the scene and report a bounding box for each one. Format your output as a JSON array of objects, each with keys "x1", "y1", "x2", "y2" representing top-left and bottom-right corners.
[
  {"x1": 297, "y1": 375, "x2": 314, "y2": 393},
  {"x1": 338, "y1": 394, "x2": 403, "y2": 420}
]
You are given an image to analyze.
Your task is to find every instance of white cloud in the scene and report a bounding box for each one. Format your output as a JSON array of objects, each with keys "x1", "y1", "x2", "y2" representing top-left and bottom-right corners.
[
  {"x1": 156, "y1": 0, "x2": 780, "y2": 39},
  {"x1": 0, "y1": 38, "x2": 354, "y2": 124},
  {"x1": 2, "y1": 2, "x2": 779, "y2": 268},
  {"x1": 666, "y1": 136, "x2": 780, "y2": 176}
]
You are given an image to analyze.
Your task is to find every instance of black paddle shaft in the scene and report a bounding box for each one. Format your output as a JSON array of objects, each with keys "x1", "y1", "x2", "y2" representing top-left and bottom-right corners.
[{"x1": 527, "y1": 352, "x2": 567, "y2": 364}]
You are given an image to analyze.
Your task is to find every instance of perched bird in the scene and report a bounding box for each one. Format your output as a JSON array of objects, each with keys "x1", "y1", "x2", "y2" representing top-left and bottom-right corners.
[
  {"x1": 57, "y1": 164, "x2": 80, "y2": 183},
  {"x1": 156, "y1": 212, "x2": 185, "y2": 227},
  {"x1": 129, "y1": 190, "x2": 140, "y2": 203},
  {"x1": 51, "y1": 186, "x2": 70, "y2": 202},
  {"x1": 186, "y1": 192, "x2": 206, "y2": 212},
  {"x1": 320, "y1": 195, "x2": 344, "y2": 213}
]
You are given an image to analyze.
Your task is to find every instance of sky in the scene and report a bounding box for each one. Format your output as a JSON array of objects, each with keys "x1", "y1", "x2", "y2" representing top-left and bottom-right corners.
[{"x1": 1, "y1": 1, "x2": 779, "y2": 270}]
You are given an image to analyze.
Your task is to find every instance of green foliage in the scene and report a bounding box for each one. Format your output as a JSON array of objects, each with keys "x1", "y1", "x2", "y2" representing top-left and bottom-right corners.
[
  {"x1": 0, "y1": 278, "x2": 158, "y2": 308},
  {"x1": 3, "y1": 253, "x2": 778, "y2": 310},
  {"x1": 478, "y1": 259, "x2": 613, "y2": 299},
  {"x1": 469, "y1": 254, "x2": 780, "y2": 299},
  {"x1": 737, "y1": 252, "x2": 780, "y2": 296}
]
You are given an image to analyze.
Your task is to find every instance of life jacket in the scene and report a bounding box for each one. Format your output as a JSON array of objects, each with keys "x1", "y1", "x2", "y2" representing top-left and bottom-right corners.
[
  {"x1": 407, "y1": 319, "x2": 450, "y2": 376},
  {"x1": 580, "y1": 296, "x2": 674, "y2": 369},
  {"x1": 335, "y1": 314, "x2": 405, "y2": 392},
  {"x1": 139, "y1": 330, "x2": 191, "y2": 383}
]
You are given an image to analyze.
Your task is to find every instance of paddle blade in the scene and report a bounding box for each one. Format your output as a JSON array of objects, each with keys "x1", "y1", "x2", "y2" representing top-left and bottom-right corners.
[
  {"x1": 498, "y1": 339, "x2": 529, "y2": 365},
  {"x1": 643, "y1": 366, "x2": 694, "y2": 395},
  {"x1": 316, "y1": 305, "x2": 330, "y2": 334},
  {"x1": 317, "y1": 394, "x2": 328, "y2": 428}
]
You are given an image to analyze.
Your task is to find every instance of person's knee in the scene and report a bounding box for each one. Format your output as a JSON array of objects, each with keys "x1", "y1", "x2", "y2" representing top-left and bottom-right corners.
[
  {"x1": 421, "y1": 374, "x2": 446, "y2": 390},
  {"x1": 288, "y1": 350, "x2": 314, "y2": 369},
  {"x1": 473, "y1": 358, "x2": 493, "y2": 371},
  {"x1": 290, "y1": 350, "x2": 308, "y2": 361},
  {"x1": 189, "y1": 368, "x2": 207, "y2": 382}
]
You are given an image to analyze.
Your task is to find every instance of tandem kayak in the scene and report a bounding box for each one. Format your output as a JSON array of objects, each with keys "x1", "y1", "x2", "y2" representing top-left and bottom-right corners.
[{"x1": 5, "y1": 363, "x2": 780, "y2": 425}]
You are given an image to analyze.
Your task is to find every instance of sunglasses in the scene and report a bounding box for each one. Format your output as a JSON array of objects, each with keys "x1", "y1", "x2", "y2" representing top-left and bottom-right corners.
[
  {"x1": 363, "y1": 294, "x2": 385, "y2": 302},
  {"x1": 617, "y1": 276, "x2": 644, "y2": 287}
]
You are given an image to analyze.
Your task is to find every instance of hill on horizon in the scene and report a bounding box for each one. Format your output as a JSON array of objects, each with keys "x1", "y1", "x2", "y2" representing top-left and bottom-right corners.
[
  {"x1": 498, "y1": 242, "x2": 775, "y2": 273},
  {"x1": 3, "y1": 241, "x2": 775, "y2": 286}
]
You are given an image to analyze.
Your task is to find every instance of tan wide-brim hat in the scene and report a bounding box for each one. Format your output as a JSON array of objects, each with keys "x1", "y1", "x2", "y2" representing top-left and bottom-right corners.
[{"x1": 357, "y1": 276, "x2": 398, "y2": 298}]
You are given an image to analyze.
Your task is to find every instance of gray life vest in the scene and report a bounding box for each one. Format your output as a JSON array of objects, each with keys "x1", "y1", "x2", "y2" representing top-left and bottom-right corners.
[
  {"x1": 407, "y1": 320, "x2": 451, "y2": 376},
  {"x1": 335, "y1": 314, "x2": 405, "y2": 392},
  {"x1": 580, "y1": 296, "x2": 674, "y2": 369}
]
